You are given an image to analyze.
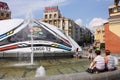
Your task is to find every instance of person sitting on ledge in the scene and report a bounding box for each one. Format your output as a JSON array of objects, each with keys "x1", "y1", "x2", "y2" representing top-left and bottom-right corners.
[
  {"x1": 86, "y1": 50, "x2": 105, "y2": 73},
  {"x1": 104, "y1": 50, "x2": 117, "y2": 71}
]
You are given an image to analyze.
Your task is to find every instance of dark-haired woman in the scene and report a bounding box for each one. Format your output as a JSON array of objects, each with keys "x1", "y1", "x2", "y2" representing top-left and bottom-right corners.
[{"x1": 86, "y1": 50, "x2": 105, "y2": 73}]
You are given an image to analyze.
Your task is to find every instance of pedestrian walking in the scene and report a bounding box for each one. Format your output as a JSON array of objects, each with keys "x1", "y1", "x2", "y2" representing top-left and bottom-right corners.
[{"x1": 75, "y1": 48, "x2": 79, "y2": 61}]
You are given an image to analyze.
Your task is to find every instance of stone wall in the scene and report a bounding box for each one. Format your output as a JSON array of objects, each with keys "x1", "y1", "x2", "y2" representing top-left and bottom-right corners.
[{"x1": 3, "y1": 70, "x2": 120, "y2": 80}]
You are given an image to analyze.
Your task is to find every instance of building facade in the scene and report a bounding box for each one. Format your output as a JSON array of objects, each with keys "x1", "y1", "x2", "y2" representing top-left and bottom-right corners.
[
  {"x1": 104, "y1": 0, "x2": 120, "y2": 53},
  {"x1": 40, "y1": 6, "x2": 92, "y2": 44},
  {"x1": 40, "y1": 6, "x2": 81, "y2": 42},
  {"x1": 0, "y1": 1, "x2": 11, "y2": 20},
  {"x1": 93, "y1": 25, "x2": 105, "y2": 48}
]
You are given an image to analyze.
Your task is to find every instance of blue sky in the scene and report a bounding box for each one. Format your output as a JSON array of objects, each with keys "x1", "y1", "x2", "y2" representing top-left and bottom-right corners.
[
  {"x1": 62, "y1": 0, "x2": 113, "y2": 24},
  {"x1": 1, "y1": 0, "x2": 113, "y2": 29}
]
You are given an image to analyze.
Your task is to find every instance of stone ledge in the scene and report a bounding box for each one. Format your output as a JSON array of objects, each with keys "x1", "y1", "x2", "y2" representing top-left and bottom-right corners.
[{"x1": 3, "y1": 69, "x2": 120, "y2": 80}]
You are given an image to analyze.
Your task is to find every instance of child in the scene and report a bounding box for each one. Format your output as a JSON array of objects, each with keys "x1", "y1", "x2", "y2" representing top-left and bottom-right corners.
[{"x1": 88, "y1": 49, "x2": 93, "y2": 61}]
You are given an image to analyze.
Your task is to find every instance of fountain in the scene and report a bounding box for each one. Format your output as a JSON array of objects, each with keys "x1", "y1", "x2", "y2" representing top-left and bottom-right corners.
[
  {"x1": 26, "y1": 10, "x2": 34, "y2": 65},
  {"x1": 14, "y1": 11, "x2": 34, "y2": 66},
  {"x1": 13, "y1": 11, "x2": 47, "y2": 78},
  {"x1": 35, "y1": 66, "x2": 46, "y2": 77},
  {"x1": 0, "y1": 8, "x2": 86, "y2": 79},
  {"x1": 29, "y1": 18, "x2": 34, "y2": 65},
  {"x1": 25, "y1": 11, "x2": 47, "y2": 76},
  {"x1": 14, "y1": 52, "x2": 32, "y2": 66}
]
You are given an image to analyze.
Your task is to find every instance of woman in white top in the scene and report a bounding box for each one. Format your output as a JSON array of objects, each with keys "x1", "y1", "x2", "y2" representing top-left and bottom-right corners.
[
  {"x1": 86, "y1": 50, "x2": 105, "y2": 73},
  {"x1": 105, "y1": 50, "x2": 116, "y2": 71}
]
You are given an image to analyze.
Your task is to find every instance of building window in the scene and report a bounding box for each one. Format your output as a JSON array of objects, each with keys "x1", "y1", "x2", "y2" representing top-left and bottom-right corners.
[
  {"x1": 6, "y1": 13, "x2": 9, "y2": 17},
  {"x1": 113, "y1": 7, "x2": 118, "y2": 13},
  {"x1": 45, "y1": 21, "x2": 47, "y2": 23},
  {"x1": 49, "y1": 14, "x2": 52, "y2": 19},
  {"x1": 54, "y1": 20, "x2": 57, "y2": 25},
  {"x1": 68, "y1": 27, "x2": 71, "y2": 30},
  {"x1": 1, "y1": 13, "x2": 4, "y2": 16},
  {"x1": 69, "y1": 23, "x2": 72, "y2": 26},
  {"x1": 62, "y1": 20, "x2": 65, "y2": 26},
  {"x1": 49, "y1": 21, "x2": 52, "y2": 24},
  {"x1": 97, "y1": 31, "x2": 100, "y2": 34},
  {"x1": 54, "y1": 14, "x2": 57, "y2": 18},
  {"x1": 118, "y1": 6, "x2": 120, "y2": 12},
  {"x1": 109, "y1": 8, "x2": 113, "y2": 14},
  {"x1": 102, "y1": 30, "x2": 104, "y2": 33},
  {"x1": 45, "y1": 15, "x2": 47, "y2": 19}
]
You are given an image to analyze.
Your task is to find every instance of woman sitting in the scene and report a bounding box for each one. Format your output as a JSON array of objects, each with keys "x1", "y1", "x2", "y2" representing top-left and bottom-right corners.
[
  {"x1": 104, "y1": 50, "x2": 117, "y2": 71},
  {"x1": 86, "y1": 50, "x2": 105, "y2": 73}
]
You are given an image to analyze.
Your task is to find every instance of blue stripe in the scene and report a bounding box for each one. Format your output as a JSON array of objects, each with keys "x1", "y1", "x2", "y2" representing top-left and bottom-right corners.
[
  {"x1": 58, "y1": 45, "x2": 71, "y2": 51},
  {"x1": 0, "y1": 34, "x2": 7, "y2": 39}
]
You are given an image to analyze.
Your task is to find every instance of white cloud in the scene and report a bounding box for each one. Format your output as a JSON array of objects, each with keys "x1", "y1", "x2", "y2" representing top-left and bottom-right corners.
[
  {"x1": 75, "y1": 19, "x2": 83, "y2": 26},
  {"x1": 1, "y1": 0, "x2": 68, "y2": 18},
  {"x1": 87, "y1": 18, "x2": 108, "y2": 31}
]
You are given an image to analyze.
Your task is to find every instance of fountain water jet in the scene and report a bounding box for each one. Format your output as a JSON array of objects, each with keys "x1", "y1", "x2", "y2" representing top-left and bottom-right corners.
[
  {"x1": 26, "y1": 10, "x2": 34, "y2": 65},
  {"x1": 35, "y1": 66, "x2": 46, "y2": 77},
  {"x1": 14, "y1": 11, "x2": 35, "y2": 66}
]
